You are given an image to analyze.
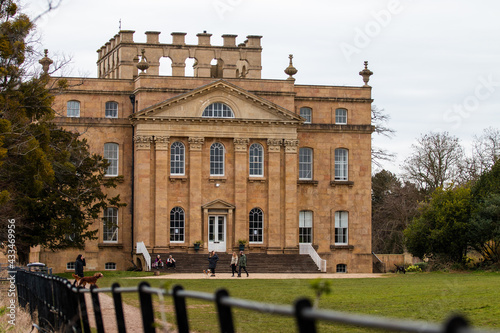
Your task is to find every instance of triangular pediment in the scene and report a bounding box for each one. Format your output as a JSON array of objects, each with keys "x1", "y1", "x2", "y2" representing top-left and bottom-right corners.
[
  {"x1": 131, "y1": 80, "x2": 303, "y2": 123},
  {"x1": 202, "y1": 199, "x2": 235, "y2": 210}
]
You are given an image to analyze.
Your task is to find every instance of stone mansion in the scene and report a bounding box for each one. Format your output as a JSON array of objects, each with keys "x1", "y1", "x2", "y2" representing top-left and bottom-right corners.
[{"x1": 34, "y1": 30, "x2": 375, "y2": 273}]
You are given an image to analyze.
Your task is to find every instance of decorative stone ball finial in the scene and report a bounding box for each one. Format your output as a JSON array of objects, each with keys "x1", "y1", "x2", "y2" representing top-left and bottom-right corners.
[
  {"x1": 284, "y1": 54, "x2": 298, "y2": 81},
  {"x1": 136, "y1": 49, "x2": 149, "y2": 73},
  {"x1": 359, "y1": 61, "x2": 373, "y2": 87},
  {"x1": 39, "y1": 49, "x2": 53, "y2": 75}
]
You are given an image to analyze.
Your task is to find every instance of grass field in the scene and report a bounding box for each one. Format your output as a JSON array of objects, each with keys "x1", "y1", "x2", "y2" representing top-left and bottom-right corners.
[{"x1": 57, "y1": 271, "x2": 500, "y2": 333}]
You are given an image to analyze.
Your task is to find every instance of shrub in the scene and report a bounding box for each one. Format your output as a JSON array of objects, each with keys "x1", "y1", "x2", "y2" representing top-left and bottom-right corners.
[{"x1": 406, "y1": 264, "x2": 422, "y2": 273}]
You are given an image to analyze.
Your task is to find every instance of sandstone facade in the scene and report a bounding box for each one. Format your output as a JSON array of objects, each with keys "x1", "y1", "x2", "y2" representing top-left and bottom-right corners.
[{"x1": 35, "y1": 30, "x2": 374, "y2": 273}]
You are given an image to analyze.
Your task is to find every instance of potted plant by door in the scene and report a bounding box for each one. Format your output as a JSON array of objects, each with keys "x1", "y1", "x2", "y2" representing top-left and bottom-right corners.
[
  {"x1": 238, "y1": 239, "x2": 247, "y2": 251},
  {"x1": 194, "y1": 240, "x2": 202, "y2": 252}
]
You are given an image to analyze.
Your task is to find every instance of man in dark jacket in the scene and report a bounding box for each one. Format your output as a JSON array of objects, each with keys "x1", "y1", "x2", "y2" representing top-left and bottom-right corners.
[
  {"x1": 207, "y1": 251, "x2": 219, "y2": 277},
  {"x1": 75, "y1": 254, "x2": 86, "y2": 278},
  {"x1": 238, "y1": 251, "x2": 249, "y2": 277}
]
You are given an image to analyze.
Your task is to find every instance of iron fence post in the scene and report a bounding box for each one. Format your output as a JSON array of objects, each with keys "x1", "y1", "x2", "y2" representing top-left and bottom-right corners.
[
  {"x1": 78, "y1": 287, "x2": 91, "y2": 333},
  {"x1": 172, "y1": 285, "x2": 190, "y2": 333},
  {"x1": 215, "y1": 289, "x2": 234, "y2": 333},
  {"x1": 112, "y1": 283, "x2": 127, "y2": 333},
  {"x1": 295, "y1": 298, "x2": 316, "y2": 333},
  {"x1": 91, "y1": 285, "x2": 106, "y2": 333},
  {"x1": 139, "y1": 281, "x2": 156, "y2": 333},
  {"x1": 445, "y1": 315, "x2": 469, "y2": 333}
]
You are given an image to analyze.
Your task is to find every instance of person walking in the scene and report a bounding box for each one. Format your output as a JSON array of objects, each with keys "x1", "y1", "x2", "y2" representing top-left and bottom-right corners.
[
  {"x1": 238, "y1": 251, "x2": 248, "y2": 277},
  {"x1": 207, "y1": 251, "x2": 219, "y2": 277},
  {"x1": 73, "y1": 254, "x2": 86, "y2": 286},
  {"x1": 230, "y1": 252, "x2": 238, "y2": 277}
]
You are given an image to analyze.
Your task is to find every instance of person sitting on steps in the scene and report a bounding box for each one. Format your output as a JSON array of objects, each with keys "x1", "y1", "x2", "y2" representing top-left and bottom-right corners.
[{"x1": 167, "y1": 255, "x2": 176, "y2": 270}]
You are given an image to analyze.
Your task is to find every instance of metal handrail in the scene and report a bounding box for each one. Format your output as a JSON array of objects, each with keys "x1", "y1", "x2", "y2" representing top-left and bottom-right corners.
[
  {"x1": 299, "y1": 243, "x2": 327, "y2": 272},
  {"x1": 136, "y1": 241, "x2": 151, "y2": 271}
]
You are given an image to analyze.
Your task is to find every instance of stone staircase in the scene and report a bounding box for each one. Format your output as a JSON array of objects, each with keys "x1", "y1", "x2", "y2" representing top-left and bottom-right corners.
[{"x1": 152, "y1": 253, "x2": 322, "y2": 274}]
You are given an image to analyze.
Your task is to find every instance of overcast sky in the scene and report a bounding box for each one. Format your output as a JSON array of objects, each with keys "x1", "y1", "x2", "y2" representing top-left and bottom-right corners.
[{"x1": 21, "y1": 0, "x2": 500, "y2": 175}]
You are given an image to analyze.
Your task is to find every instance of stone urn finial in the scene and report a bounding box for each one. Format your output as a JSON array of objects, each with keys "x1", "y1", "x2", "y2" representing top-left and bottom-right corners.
[
  {"x1": 39, "y1": 49, "x2": 53, "y2": 75},
  {"x1": 136, "y1": 49, "x2": 149, "y2": 73},
  {"x1": 284, "y1": 54, "x2": 298, "y2": 81},
  {"x1": 359, "y1": 61, "x2": 373, "y2": 87}
]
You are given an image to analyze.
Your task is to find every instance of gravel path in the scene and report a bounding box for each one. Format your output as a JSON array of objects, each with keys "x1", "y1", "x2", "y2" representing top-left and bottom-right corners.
[{"x1": 125, "y1": 272, "x2": 387, "y2": 280}]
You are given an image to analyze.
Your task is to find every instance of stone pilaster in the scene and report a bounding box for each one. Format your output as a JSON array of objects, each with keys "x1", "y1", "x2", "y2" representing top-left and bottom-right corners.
[
  {"x1": 133, "y1": 135, "x2": 153, "y2": 249},
  {"x1": 267, "y1": 139, "x2": 282, "y2": 252},
  {"x1": 154, "y1": 136, "x2": 169, "y2": 250},
  {"x1": 283, "y1": 139, "x2": 299, "y2": 253},
  {"x1": 234, "y1": 138, "x2": 249, "y2": 248},
  {"x1": 188, "y1": 137, "x2": 204, "y2": 247}
]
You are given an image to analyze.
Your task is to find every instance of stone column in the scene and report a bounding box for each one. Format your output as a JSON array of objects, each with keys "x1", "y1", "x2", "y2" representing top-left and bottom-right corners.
[
  {"x1": 284, "y1": 139, "x2": 299, "y2": 253},
  {"x1": 154, "y1": 136, "x2": 169, "y2": 251},
  {"x1": 133, "y1": 135, "x2": 153, "y2": 249},
  {"x1": 267, "y1": 139, "x2": 283, "y2": 253},
  {"x1": 188, "y1": 137, "x2": 204, "y2": 248},
  {"x1": 233, "y1": 138, "x2": 249, "y2": 250}
]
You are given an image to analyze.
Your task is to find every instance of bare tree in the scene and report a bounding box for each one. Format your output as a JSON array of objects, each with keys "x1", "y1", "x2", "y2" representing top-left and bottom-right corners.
[
  {"x1": 402, "y1": 132, "x2": 464, "y2": 193},
  {"x1": 461, "y1": 127, "x2": 500, "y2": 183},
  {"x1": 371, "y1": 105, "x2": 396, "y2": 169}
]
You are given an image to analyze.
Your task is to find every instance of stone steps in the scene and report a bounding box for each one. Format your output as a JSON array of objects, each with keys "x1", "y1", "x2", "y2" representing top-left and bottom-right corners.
[{"x1": 151, "y1": 253, "x2": 322, "y2": 273}]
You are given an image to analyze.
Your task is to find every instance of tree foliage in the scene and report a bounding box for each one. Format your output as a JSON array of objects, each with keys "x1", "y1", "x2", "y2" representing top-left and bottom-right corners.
[
  {"x1": 0, "y1": 1, "x2": 123, "y2": 263},
  {"x1": 402, "y1": 132, "x2": 464, "y2": 193},
  {"x1": 404, "y1": 186, "x2": 472, "y2": 263}
]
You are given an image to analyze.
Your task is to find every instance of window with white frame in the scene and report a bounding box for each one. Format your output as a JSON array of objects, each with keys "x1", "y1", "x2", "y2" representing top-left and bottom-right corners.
[
  {"x1": 105, "y1": 262, "x2": 117, "y2": 270},
  {"x1": 249, "y1": 143, "x2": 264, "y2": 177},
  {"x1": 104, "y1": 143, "x2": 119, "y2": 176},
  {"x1": 335, "y1": 148, "x2": 348, "y2": 181},
  {"x1": 299, "y1": 148, "x2": 313, "y2": 180},
  {"x1": 170, "y1": 207, "x2": 185, "y2": 242},
  {"x1": 170, "y1": 142, "x2": 185, "y2": 175},
  {"x1": 67, "y1": 100, "x2": 80, "y2": 117},
  {"x1": 300, "y1": 107, "x2": 312, "y2": 124},
  {"x1": 299, "y1": 210, "x2": 313, "y2": 243},
  {"x1": 103, "y1": 207, "x2": 118, "y2": 242},
  {"x1": 202, "y1": 102, "x2": 234, "y2": 118},
  {"x1": 66, "y1": 262, "x2": 75, "y2": 270},
  {"x1": 105, "y1": 101, "x2": 118, "y2": 118},
  {"x1": 210, "y1": 143, "x2": 225, "y2": 176},
  {"x1": 335, "y1": 108, "x2": 347, "y2": 124},
  {"x1": 249, "y1": 208, "x2": 263, "y2": 243},
  {"x1": 335, "y1": 211, "x2": 348, "y2": 245},
  {"x1": 336, "y1": 264, "x2": 347, "y2": 273}
]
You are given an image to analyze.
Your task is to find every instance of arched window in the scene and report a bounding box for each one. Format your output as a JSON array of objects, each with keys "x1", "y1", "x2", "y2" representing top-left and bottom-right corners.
[
  {"x1": 335, "y1": 211, "x2": 348, "y2": 245},
  {"x1": 210, "y1": 143, "x2": 225, "y2": 176},
  {"x1": 249, "y1": 143, "x2": 264, "y2": 177},
  {"x1": 249, "y1": 208, "x2": 263, "y2": 243},
  {"x1": 170, "y1": 142, "x2": 185, "y2": 175},
  {"x1": 299, "y1": 210, "x2": 313, "y2": 243},
  {"x1": 105, "y1": 101, "x2": 118, "y2": 118},
  {"x1": 67, "y1": 100, "x2": 80, "y2": 117},
  {"x1": 104, "y1": 143, "x2": 119, "y2": 176},
  {"x1": 335, "y1": 108, "x2": 347, "y2": 124},
  {"x1": 170, "y1": 207, "x2": 185, "y2": 242},
  {"x1": 202, "y1": 103, "x2": 234, "y2": 118},
  {"x1": 300, "y1": 107, "x2": 312, "y2": 124},
  {"x1": 103, "y1": 207, "x2": 118, "y2": 242},
  {"x1": 299, "y1": 148, "x2": 313, "y2": 180},
  {"x1": 336, "y1": 264, "x2": 347, "y2": 273},
  {"x1": 335, "y1": 148, "x2": 348, "y2": 181}
]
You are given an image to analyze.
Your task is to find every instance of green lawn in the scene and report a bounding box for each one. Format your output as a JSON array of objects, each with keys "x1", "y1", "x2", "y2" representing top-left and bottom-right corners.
[{"x1": 58, "y1": 272, "x2": 500, "y2": 333}]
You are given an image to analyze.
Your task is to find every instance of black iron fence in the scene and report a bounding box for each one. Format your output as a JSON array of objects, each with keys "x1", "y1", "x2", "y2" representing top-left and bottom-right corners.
[{"x1": 14, "y1": 269, "x2": 497, "y2": 333}]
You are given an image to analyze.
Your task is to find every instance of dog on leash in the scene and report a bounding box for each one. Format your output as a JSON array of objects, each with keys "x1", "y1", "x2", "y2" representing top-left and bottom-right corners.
[
  {"x1": 394, "y1": 264, "x2": 406, "y2": 274},
  {"x1": 203, "y1": 269, "x2": 211, "y2": 278},
  {"x1": 72, "y1": 273, "x2": 104, "y2": 288}
]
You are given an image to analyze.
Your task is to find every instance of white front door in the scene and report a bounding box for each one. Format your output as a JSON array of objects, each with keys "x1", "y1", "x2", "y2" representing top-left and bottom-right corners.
[{"x1": 208, "y1": 215, "x2": 226, "y2": 252}]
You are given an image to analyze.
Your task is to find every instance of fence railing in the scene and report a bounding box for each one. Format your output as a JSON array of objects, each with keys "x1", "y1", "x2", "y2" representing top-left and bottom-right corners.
[
  {"x1": 136, "y1": 241, "x2": 151, "y2": 271},
  {"x1": 15, "y1": 269, "x2": 497, "y2": 333},
  {"x1": 299, "y1": 243, "x2": 327, "y2": 272}
]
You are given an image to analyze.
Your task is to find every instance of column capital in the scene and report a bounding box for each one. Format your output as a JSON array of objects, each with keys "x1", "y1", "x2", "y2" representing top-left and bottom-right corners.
[
  {"x1": 234, "y1": 138, "x2": 250, "y2": 152},
  {"x1": 155, "y1": 136, "x2": 170, "y2": 150},
  {"x1": 134, "y1": 135, "x2": 153, "y2": 150},
  {"x1": 188, "y1": 137, "x2": 205, "y2": 151},
  {"x1": 283, "y1": 139, "x2": 299, "y2": 153},
  {"x1": 267, "y1": 138, "x2": 282, "y2": 152}
]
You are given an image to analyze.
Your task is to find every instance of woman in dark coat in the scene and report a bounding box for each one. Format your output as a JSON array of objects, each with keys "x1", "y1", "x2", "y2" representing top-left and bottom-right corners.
[
  {"x1": 207, "y1": 251, "x2": 219, "y2": 277},
  {"x1": 75, "y1": 254, "x2": 86, "y2": 278}
]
